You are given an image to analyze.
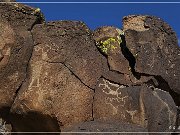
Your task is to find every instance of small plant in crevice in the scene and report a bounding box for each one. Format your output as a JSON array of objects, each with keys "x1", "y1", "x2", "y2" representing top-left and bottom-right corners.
[
  {"x1": 96, "y1": 37, "x2": 119, "y2": 54},
  {"x1": 95, "y1": 28, "x2": 124, "y2": 55},
  {"x1": 29, "y1": 7, "x2": 45, "y2": 30}
]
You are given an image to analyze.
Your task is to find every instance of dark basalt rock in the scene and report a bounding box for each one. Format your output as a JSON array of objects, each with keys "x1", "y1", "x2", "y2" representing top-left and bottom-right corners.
[
  {"x1": 0, "y1": 2, "x2": 179, "y2": 134},
  {"x1": 10, "y1": 55, "x2": 94, "y2": 129},
  {"x1": 62, "y1": 120, "x2": 148, "y2": 135},
  {"x1": 31, "y1": 21, "x2": 107, "y2": 89},
  {"x1": 93, "y1": 26, "x2": 130, "y2": 74},
  {"x1": 93, "y1": 78, "x2": 177, "y2": 132},
  {"x1": 0, "y1": 2, "x2": 42, "y2": 108},
  {"x1": 123, "y1": 15, "x2": 180, "y2": 96},
  {"x1": 0, "y1": 117, "x2": 12, "y2": 133}
]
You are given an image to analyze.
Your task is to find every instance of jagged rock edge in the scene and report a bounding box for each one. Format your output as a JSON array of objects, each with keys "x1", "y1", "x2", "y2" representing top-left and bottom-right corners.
[
  {"x1": 119, "y1": 33, "x2": 180, "y2": 133},
  {"x1": 2, "y1": 4, "x2": 179, "y2": 132},
  {"x1": 116, "y1": 31, "x2": 180, "y2": 107},
  {"x1": 10, "y1": 20, "x2": 45, "y2": 108}
]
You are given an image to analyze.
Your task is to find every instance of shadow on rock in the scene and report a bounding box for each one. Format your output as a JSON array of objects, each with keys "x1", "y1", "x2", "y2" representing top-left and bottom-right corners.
[{"x1": 0, "y1": 107, "x2": 60, "y2": 135}]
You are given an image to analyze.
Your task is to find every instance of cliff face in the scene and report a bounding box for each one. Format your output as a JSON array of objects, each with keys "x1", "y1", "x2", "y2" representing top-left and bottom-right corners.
[{"x1": 0, "y1": 2, "x2": 180, "y2": 134}]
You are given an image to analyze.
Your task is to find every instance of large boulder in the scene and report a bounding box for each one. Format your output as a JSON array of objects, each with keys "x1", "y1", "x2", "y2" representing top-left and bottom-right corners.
[
  {"x1": 10, "y1": 21, "x2": 105, "y2": 131},
  {"x1": 0, "y1": 3, "x2": 43, "y2": 109},
  {"x1": 31, "y1": 21, "x2": 107, "y2": 89},
  {"x1": 93, "y1": 78, "x2": 177, "y2": 132},
  {"x1": 123, "y1": 15, "x2": 180, "y2": 96},
  {"x1": 93, "y1": 26, "x2": 130, "y2": 74},
  {"x1": 0, "y1": 2, "x2": 179, "y2": 133}
]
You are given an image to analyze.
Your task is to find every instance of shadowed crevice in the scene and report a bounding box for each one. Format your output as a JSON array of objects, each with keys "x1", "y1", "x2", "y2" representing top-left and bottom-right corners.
[
  {"x1": 154, "y1": 76, "x2": 180, "y2": 106},
  {"x1": 135, "y1": 72, "x2": 180, "y2": 106},
  {"x1": 119, "y1": 34, "x2": 180, "y2": 106},
  {"x1": 10, "y1": 111, "x2": 60, "y2": 134},
  {"x1": 0, "y1": 107, "x2": 60, "y2": 134},
  {"x1": 91, "y1": 89, "x2": 95, "y2": 122},
  {"x1": 120, "y1": 35, "x2": 139, "y2": 79}
]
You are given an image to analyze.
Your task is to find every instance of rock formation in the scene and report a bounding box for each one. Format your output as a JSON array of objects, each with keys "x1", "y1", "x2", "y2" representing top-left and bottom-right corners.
[{"x1": 0, "y1": 2, "x2": 179, "y2": 135}]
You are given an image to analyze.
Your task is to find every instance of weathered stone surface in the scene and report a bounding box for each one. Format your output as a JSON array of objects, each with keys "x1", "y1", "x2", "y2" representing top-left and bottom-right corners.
[
  {"x1": 62, "y1": 120, "x2": 148, "y2": 135},
  {"x1": 0, "y1": 2, "x2": 179, "y2": 133},
  {"x1": 93, "y1": 26, "x2": 130, "y2": 74},
  {"x1": 93, "y1": 78, "x2": 177, "y2": 132},
  {"x1": 123, "y1": 15, "x2": 180, "y2": 95},
  {"x1": 32, "y1": 21, "x2": 106, "y2": 89},
  {"x1": 176, "y1": 107, "x2": 180, "y2": 132},
  {"x1": 10, "y1": 112, "x2": 60, "y2": 133},
  {"x1": 143, "y1": 86, "x2": 177, "y2": 133},
  {"x1": 0, "y1": 3, "x2": 41, "y2": 108},
  {"x1": 10, "y1": 41, "x2": 94, "y2": 129},
  {"x1": 0, "y1": 118, "x2": 12, "y2": 134}
]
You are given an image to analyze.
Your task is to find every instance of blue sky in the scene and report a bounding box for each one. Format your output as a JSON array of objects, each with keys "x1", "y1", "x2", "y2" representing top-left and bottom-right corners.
[{"x1": 16, "y1": 0, "x2": 180, "y2": 45}]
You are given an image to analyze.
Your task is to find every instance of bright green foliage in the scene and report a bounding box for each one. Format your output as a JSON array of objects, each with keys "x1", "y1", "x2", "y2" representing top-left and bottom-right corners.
[
  {"x1": 34, "y1": 8, "x2": 41, "y2": 14},
  {"x1": 33, "y1": 8, "x2": 45, "y2": 23},
  {"x1": 97, "y1": 37, "x2": 122, "y2": 54}
]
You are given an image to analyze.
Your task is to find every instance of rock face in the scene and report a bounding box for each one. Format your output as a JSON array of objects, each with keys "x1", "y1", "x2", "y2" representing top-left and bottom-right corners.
[
  {"x1": 123, "y1": 15, "x2": 180, "y2": 96},
  {"x1": 30, "y1": 21, "x2": 107, "y2": 89},
  {"x1": 10, "y1": 21, "x2": 98, "y2": 130},
  {"x1": 0, "y1": 2, "x2": 179, "y2": 134},
  {"x1": 93, "y1": 78, "x2": 177, "y2": 132},
  {"x1": 62, "y1": 120, "x2": 148, "y2": 135},
  {"x1": 0, "y1": 3, "x2": 41, "y2": 108},
  {"x1": 0, "y1": 118, "x2": 12, "y2": 134},
  {"x1": 93, "y1": 26, "x2": 130, "y2": 74}
]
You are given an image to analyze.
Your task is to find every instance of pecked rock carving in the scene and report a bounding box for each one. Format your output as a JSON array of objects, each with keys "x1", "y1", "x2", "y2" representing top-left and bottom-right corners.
[
  {"x1": 0, "y1": 2, "x2": 42, "y2": 109},
  {"x1": 123, "y1": 15, "x2": 180, "y2": 95},
  {"x1": 0, "y1": 1, "x2": 179, "y2": 134},
  {"x1": 93, "y1": 78, "x2": 177, "y2": 132}
]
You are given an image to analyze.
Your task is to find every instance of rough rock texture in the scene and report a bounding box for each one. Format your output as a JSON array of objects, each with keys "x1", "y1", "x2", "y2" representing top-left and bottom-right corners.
[
  {"x1": 31, "y1": 21, "x2": 107, "y2": 89},
  {"x1": 10, "y1": 21, "x2": 97, "y2": 130},
  {"x1": 0, "y1": 118, "x2": 12, "y2": 134},
  {"x1": 93, "y1": 78, "x2": 177, "y2": 132},
  {"x1": 123, "y1": 15, "x2": 180, "y2": 96},
  {"x1": 62, "y1": 120, "x2": 148, "y2": 135},
  {"x1": 93, "y1": 26, "x2": 130, "y2": 74},
  {"x1": 0, "y1": 2, "x2": 179, "y2": 134},
  {"x1": 176, "y1": 107, "x2": 180, "y2": 132},
  {"x1": 0, "y1": 3, "x2": 42, "y2": 108}
]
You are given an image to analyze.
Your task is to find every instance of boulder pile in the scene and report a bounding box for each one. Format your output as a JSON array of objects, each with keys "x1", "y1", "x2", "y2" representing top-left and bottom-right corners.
[{"x1": 0, "y1": 2, "x2": 179, "y2": 135}]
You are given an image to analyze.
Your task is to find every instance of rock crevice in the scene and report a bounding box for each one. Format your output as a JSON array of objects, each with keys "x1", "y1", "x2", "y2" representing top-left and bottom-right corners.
[{"x1": 0, "y1": 2, "x2": 179, "y2": 134}]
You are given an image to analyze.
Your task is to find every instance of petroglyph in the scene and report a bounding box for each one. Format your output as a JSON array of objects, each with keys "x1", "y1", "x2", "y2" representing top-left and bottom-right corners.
[
  {"x1": 126, "y1": 110, "x2": 137, "y2": 120},
  {"x1": 99, "y1": 78, "x2": 128, "y2": 105},
  {"x1": 152, "y1": 88, "x2": 176, "y2": 126},
  {"x1": 105, "y1": 98, "x2": 118, "y2": 115},
  {"x1": 0, "y1": 22, "x2": 15, "y2": 49},
  {"x1": 28, "y1": 61, "x2": 42, "y2": 89},
  {"x1": 98, "y1": 78, "x2": 129, "y2": 117},
  {"x1": 0, "y1": 22, "x2": 15, "y2": 69},
  {"x1": 7, "y1": 72, "x2": 19, "y2": 82}
]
